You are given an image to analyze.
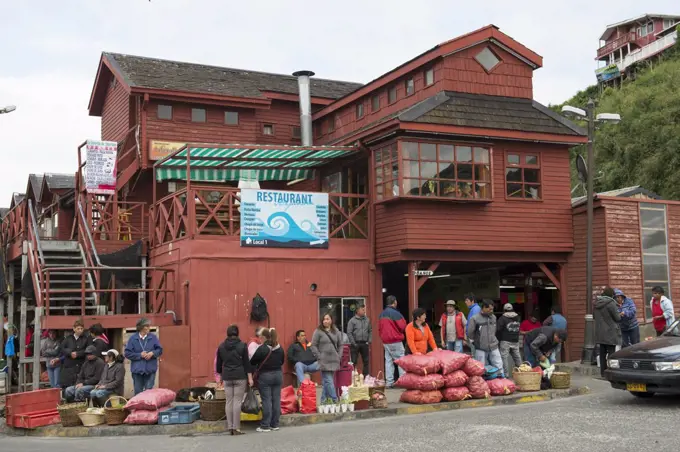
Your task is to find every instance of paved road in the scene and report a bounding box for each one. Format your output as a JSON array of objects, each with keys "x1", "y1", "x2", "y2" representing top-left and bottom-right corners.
[{"x1": 3, "y1": 379, "x2": 679, "y2": 452}]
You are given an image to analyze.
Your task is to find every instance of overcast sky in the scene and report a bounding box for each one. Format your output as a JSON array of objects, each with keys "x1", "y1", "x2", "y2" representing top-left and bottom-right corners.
[{"x1": 1, "y1": 1, "x2": 678, "y2": 203}]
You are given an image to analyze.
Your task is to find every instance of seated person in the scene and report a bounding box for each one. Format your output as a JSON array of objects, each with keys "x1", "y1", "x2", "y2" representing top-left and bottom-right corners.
[
  {"x1": 287, "y1": 330, "x2": 319, "y2": 384},
  {"x1": 63, "y1": 345, "x2": 105, "y2": 403},
  {"x1": 90, "y1": 349, "x2": 125, "y2": 407}
]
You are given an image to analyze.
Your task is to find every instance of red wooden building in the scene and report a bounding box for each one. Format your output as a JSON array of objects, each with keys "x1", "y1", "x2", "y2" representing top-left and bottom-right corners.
[{"x1": 2, "y1": 25, "x2": 589, "y2": 391}]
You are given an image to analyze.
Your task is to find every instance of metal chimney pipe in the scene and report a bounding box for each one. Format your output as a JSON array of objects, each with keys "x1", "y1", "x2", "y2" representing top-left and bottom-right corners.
[{"x1": 293, "y1": 70, "x2": 315, "y2": 146}]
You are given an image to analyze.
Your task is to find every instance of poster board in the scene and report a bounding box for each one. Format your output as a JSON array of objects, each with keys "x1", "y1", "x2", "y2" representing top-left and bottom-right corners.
[{"x1": 85, "y1": 140, "x2": 117, "y2": 195}]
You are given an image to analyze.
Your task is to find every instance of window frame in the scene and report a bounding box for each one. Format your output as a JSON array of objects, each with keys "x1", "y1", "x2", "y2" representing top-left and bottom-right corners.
[
  {"x1": 371, "y1": 95, "x2": 380, "y2": 113},
  {"x1": 474, "y1": 47, "x2": 502, "y2": 74},
  {"x1": 424, "y1": 67, "x2": 435, "y2": 86},
  {"x1": 224, "y1": 111, "x2": 239, "y2": 126},
  {"x1": 639, "y1": 202, "x2": 672, "y2": 322},
  {"x1": 157, "y1": 104, "x2": 173, "y2": 121},
  {"x1": 262, "y1": 123, "x2": 275, "y2": 136},
  {"x1": 388, "y1": 86, "x2": 397, "y2": 105},
  {"x1": 291, "y1": 126, "x2": 301, "y2": 139},
  {"x1": 318, "y1": 297, "x2": 367, "y2": 334},
  {"x1": 405, "y1": 78, "x2": 415, "y2": 96},
  {"x1": 504, "y1": 151, "x2": 542, "y2": 201},
  {"x1": 356, "y1": 102, "x2": 364, "y2": 119},
  {"x1": 191, "y1": 108, "x2": 207, "y2": 123}
]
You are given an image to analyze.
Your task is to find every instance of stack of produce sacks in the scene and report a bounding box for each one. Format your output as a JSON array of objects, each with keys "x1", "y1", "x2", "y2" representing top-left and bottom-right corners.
[
  {"x1": 396, "y1": 350, "x2": 472, "y2": 404},
  {"x1": 124, "y1": 388, "x2": 176, "y2": 424}
]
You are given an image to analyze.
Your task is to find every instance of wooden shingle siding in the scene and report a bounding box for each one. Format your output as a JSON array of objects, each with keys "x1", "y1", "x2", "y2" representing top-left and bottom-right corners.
[{"x1": 101, "y1": 79, "x2": 130, "y2": 142}]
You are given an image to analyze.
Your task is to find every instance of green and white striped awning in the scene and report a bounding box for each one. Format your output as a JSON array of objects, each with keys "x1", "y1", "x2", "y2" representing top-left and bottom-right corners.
[{"x1": 155, "y1": 145, "x2": 358, "y2": 182}]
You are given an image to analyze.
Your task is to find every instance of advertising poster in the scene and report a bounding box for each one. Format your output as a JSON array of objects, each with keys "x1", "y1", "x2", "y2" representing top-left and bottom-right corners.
[
  {"x1": 85, "y1": 140, "x2": 117, "y2": 195},
  {"x1": 240, "y1": 189, "x2": 329, "y2": 249}
]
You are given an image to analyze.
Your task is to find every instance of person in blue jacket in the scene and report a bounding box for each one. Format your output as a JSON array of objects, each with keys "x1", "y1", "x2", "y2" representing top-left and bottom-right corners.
[
  {"x1": 543, "y1": 306, "x2": 568, "y2": 362},
  {"x1": 464, "y1": 293, "x2": 480, "y2": 356},
  {"x1": 614, "y1": 288, "x2": 640, "y2": 347},
  {"x1": 124, "y1": 318, "x2": 163, "y2": 395}
]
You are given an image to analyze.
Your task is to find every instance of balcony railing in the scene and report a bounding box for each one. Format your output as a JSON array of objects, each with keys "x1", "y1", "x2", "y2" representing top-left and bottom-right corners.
[
  {"x1": 597, "y1": 32, "x2": 637, "y2": 59},
  {"x1": 80, "y1": 194, "x2": 148, "y2": 242},
  {"x1": 150, "y1": 186, "x2": 369, "y2": 248},
  {"x1": 595, "y1": 31, "x2": 678, "y2": 76}
]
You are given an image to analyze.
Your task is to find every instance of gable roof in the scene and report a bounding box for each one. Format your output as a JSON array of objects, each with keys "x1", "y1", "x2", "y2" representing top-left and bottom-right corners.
[
  {"x1": 571, "y1": 185, "x2": 662, "y2": 207},
  {"x1": 10, "y1": 193, "x2": 25, "y2": 209},
  {"x1": 0, "y1": 207, "x2": 8, "y2": 219},
  {"x1": 398, "y1": 91, "x2": 586, "y2": 137},
  {"x1": 90, "y1": 52, "x2": 363, "y2": 115},
  {"x1": 599, "y1": 14, "x2": 680, "y2": 40},
  {"x1": 43, "y1": 173, "x2": 76, "y2": 191},
  {"x1": 26, "y1": 174, "x2": 44, "y2": 203}
]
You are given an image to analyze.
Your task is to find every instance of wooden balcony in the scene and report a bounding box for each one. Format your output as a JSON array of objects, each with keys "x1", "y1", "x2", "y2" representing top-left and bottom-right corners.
[
  {"x1": 597, "y1": 32, "x2": 637, "y2": 59},
  {"x1": 1, "y1": 202, "x2": 26, "y2": 260},
  {"x1": 150, "y1": 186, "x2": 369, "y2": 248}
]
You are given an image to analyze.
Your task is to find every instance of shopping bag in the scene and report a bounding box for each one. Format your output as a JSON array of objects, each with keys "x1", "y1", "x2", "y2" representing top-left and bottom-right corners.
[{"x1": 241, "y1": 388, "x2": 260, "y2": 415}]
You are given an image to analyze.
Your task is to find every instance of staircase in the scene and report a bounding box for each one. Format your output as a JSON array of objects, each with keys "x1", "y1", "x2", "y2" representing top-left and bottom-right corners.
[{"x1": 40, "y1": 240, "x2": 100, "y2": 314}]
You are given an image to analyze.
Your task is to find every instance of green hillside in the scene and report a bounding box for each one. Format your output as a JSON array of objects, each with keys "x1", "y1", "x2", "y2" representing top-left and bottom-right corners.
[{"x1": 553, "y1": 43, "x2": 680, "y2": 200}]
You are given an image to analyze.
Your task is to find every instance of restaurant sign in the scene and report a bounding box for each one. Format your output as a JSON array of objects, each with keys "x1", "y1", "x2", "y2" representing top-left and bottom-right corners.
[
  {"x1": 149, "y1": 140, "x2": 186, "y2": 161},
  {"x1": 240, "y1": 189, "x2": 329, "y2": 249},
  {"x1": 85, "y1": 140, "x2": 117, "y2": 195},
  {"x1": 595, "y1": 64, "x2": 621, "y2": 83}
]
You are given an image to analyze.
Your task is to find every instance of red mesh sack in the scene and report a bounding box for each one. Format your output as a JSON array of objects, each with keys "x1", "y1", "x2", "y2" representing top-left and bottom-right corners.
[
  {"x1": 281, "y1": 385, "x2": 298, "y2": 415},
  {"x1": 462, "y1": 358, "x2": 485, "y2": 377},
  {"x1": 394, "y1": 354, "x2": 441, "y2": 376},
  {"x1": 487, "y1": 378, "x2": 516, "y2": 396},
  {"x1": 399, "y1": 389, "x2": 443, "y2": 404},
  {"x1": 396, "y1": 373, "x2": 445, "y2": 391},
  {"x1": 297, "y1": 380, "x2": 317, "y2": 414},
  {"x1": 124, "y1": 408, "x2": 168, "y2": 425},
  {"x1": 443, "y1": 370, "x2": 469, "y2": 388},
  {"x1": 442, "y1": 386, "x2": 472, "y2": 402},
  {"x1": 125, "y1": 388, "x2": 176, "y2": 411},
  {"x1": 429, "y1": 350, "x2": 470, "y2": 374},
  {"x1": 467, "y1": 376, "x2": 491, "y2": 399}
]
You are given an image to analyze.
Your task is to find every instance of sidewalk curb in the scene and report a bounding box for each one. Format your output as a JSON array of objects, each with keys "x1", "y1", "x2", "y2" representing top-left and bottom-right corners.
[
  {"x1": 0, "y1": 386, "x2": 590, "y2": 438},
  {"x1": 556, "y1": 363, "x2": 601, "y2": 378}
]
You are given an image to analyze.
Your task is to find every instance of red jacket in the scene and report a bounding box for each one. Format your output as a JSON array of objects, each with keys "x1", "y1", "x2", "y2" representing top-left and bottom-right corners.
[
  {"x1": 440, "y1": 312, "x2": 465, "y2": 340},
  {"x1": 378, "y1": 307, "x2": 407, "y2": 344}
]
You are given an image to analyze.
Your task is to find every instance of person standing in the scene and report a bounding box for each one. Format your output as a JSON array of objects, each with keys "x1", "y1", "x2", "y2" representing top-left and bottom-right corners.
[
  {"x1": 405, "y1": 308, "x2": 438, "y2": 355},
  {"x1": 89, "y1": 323, "x2": 110, "y2": 356},
  {"x1": 311, "y1": 313, "x2": 342, "y2": 404},
  {"x1": 216, "y1": 324, "x2": 253, "y2": 436},
  {"x1": 464, "y1": 294, "x2": 480, "y2": 355},
  {"x1": 542, "y1": 306, "x2": 567, "y2": 362},
  {"x1": 651, "y1": 286, "x2": 675, "y2": 337},
  {"x1": 614, "y1": 289, "x2": 640, "y2": 347},
  {"x1": 59, "y1": 320, "x2": 91, "y2": 390},
  {"x1": 378, "y1": 295, "x2": 407, "y2": 388},
  {"x1": 594, "y1": 287, "x2": 622, "y2": 377},
  {"x1": 124, "y1": 318, "x2": 163, "y2": 395},
  {"x1": 439, "y1": 300, "x2": 466, "y2": 352},
  {"x1": 520, "y1": 310, "x2": 542, "y2": 334},
  {"x1": 41, "y1": 329, "x2": 61, "y2": 388},
  {"x1": 251, "y1": 328, "x2": 284, "y2": 433},
  {"x1": 496, "y1": 303, "x2": 521, "y2": 377},
  {"x1": 468, "y1": 300, "x2": 504, "y2": 376},
  {"x1": 346, "y1": 302, "x2": 372, "y2": 376}
]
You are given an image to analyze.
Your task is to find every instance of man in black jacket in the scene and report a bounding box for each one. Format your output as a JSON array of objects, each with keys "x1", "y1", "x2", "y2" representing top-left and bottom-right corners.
[
  {"x1": 523, "y1": 327, "x2": 568, "y2": 367},
  {"x1": 287, "y1": 330, "x2": 319, "y2": 385},
  {"x1": 63, "y1": 345, "x2": 105, "y2": 402},
  {"x1": 496, "y1": 303, "x2": 521, "y2": 377},
  {"x1": 59, "y1": 320, "x2": 92, "y2": 389}
]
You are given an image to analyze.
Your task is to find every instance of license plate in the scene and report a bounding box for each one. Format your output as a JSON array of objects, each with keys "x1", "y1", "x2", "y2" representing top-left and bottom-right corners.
[{"x1": 626, "y1": 383, "x2": 647, "y2": 392}]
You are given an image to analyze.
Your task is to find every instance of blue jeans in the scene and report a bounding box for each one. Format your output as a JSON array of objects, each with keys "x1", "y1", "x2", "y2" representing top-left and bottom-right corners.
[
  {"x1": 132, "y1": 372, "x2": 156, "y2": 395},
  {"x1": 321, "y1": 371, "x2": 337, "y2": 403},
  {"x1": 523, "y1": 340, "x2": 537, "y2": 367},
  {"x1": 90, "y1": 389, "x2": 113, "y2": 401},
  {"x1": 622, "y1": 328, "x2": 640, "y2": 348},
  {"x1": 474, "y1": 349, "x2": 505, "y2": 378},
  {"x1": 294, "y1": 361, "x2": 319, "y2": 384},
  {"x1": 64, "y1": 385, "x2": 95, "y2": 402},
  {"x1": 258, "y1": 371, "x2": 282, "y2": 429},
  {"x1": 383, "y1": 343, "x2": 405, "y2": 387},
  {"x1": 47, "y1": 365, "x2": 61, "y2": 388},
  {"x1": 446, "y1": 340, "x2": 464, "y2": 353}
]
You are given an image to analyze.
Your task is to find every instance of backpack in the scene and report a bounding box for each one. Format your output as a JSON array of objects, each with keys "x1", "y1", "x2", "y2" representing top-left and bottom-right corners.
[{"x1": 250, "y1": 293, "x2": 269, "y2": 323}]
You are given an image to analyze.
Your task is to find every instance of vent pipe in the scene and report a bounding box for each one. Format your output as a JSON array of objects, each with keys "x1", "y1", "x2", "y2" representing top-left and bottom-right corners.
[{"x1": 293, "y1": 70, "x2": 315, "y2": 146}]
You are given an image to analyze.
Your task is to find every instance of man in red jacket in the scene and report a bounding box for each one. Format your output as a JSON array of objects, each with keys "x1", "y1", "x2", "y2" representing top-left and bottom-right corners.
[{"x1": 378, "y1": 295, "x2": 407, "y2": 388}]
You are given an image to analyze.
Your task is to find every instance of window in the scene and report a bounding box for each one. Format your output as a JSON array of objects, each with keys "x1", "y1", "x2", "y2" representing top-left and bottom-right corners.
[
  {"x1": 371, "y1": 95, "x2": 380, "y2": 112},
  {"x1": 398, "y1": 141, "x2": 491, "y2": 199},
  {"x1": 291, "y1": 126, "x2": 301, "y2": 139},
  {"x1": 505, "y1": 153, "x2": 541, "y2": 199},
  {"x1": 639, "y1": 22, "x2": 655, "y2": 37},
  {"x1": 475, "y1": 47, "x2": 501, "y2": 72},
  {"x1": 319, "y1": 297, "x2": 367, "y2": 333},
  {"x1": 356, "y1": 102, "x2": 364, "y2": 119},
  {"x1": 263, "y1": 124, "x2": 274, "y2": 135},
  {"x1": 405, "y1": 78, "x2": 415, "y2": 96},
  {"x1": 192, "y1": 108, "x2": 206, "y2": 123},
  {"x1": 373, "y1": 143, "x2": 399, "y2": 201},
  {"x1": 328, "y1": 115, "x2": 336, "y2": 133},
  {"x1": 224, "y1": 111, "x2": 239, "y2": 125},
  {"x1": 388, "y1": 86, "x2": 397, "y2": 104},
  {"x1": 663, "y1": 19, "x2": 677, "y2": 30},
  {"x1": 424, "y1": 67, "x2": 434, "y2": 86},
  {"x1": 157, "y1": 104, "x2": 172, "y2": 120},
  {"x1": 648, "y1": 21, "x2": 654, "y2": 33},
  {"x1": 640, "y1": 203, "x2": 671, "y2": 320}
]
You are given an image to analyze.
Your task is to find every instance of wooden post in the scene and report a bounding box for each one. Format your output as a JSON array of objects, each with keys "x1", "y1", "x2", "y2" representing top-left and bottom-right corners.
[
  {"x1": 139, "y1": 256, "x2": 147, "y2": 315},
  {"x1": 19, "y1": 241, "x2": 28, "y2": 391},
  {"x1": 32, "y1": 306, "x2": 42, "y2": 390},
  {"x1": 524, "y1": 271, "x2": 533, "y2": 319},
  {"x1": 408, "y1": 261, "x2": 418, "y2": 317},
  {"x1": 7, "y1": 264, "x2": 14, "y2": 392}
]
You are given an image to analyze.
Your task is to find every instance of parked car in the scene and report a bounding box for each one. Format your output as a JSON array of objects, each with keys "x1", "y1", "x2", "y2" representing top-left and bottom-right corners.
[{"x1": 605, "y1": 319, "x2": 680, "y2": 397}]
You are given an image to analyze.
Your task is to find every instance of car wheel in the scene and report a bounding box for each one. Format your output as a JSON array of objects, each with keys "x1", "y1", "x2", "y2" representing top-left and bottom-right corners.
[{"x1": 629, "y1": 391, "x2": 655, "y2": 398}]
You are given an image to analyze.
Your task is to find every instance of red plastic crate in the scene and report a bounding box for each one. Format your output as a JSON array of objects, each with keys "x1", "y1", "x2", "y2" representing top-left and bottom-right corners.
[
  {"x1": 5, "y1": 388, "x2": 61, "y2": 428},
  {"x1": 12, "y1": 409, "x2": 61, "y2": 429}
]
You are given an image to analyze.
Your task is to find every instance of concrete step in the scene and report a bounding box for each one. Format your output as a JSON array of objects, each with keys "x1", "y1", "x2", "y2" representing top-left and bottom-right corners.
[
  {"x1": 40, "y1": 240, "x2": 79, "y2": 252},
  {"x1": 44, "y1": 254, "x2": 82, "y2": 260}
]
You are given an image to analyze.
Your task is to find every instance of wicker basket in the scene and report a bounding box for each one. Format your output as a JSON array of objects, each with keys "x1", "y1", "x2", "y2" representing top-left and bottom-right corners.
[
  {"x1": 550, "y1": 372, "x2": 571, "y2": 389},
  {"x1": 199, "y1": 399, "x2": 225, "y2": 421},
  {"x1": 104, "y1": 396, "x2": 128, "y2": 426},
  {"x1": 512, "y1": 369, "x2": 542, "y2": 392},
  {"x1": 371, "y1": 391, "x2": 388, "y2": 409},
  {"x1": 368, "y1": 371, "x2": 386, "y2": 401},
  {"x1": 78, "y1": 411, "x2": 106, "y2": 427},
  {"x1": 58, "y1": 402, "x2": 88, "y2": 427},
  {"x1": 215, "y1": 388, "x2": 226, "y2": 400}
]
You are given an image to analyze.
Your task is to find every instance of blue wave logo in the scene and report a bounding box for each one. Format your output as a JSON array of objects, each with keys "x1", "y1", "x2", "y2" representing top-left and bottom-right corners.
[{"x1": 258, "y1": 212, "x2": 321, "y2": 243}]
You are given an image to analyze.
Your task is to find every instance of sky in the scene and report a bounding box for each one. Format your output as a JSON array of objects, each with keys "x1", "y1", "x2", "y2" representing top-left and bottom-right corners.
[{"x1": 1, "y1": 0, "x2": 678, "y2": 204}]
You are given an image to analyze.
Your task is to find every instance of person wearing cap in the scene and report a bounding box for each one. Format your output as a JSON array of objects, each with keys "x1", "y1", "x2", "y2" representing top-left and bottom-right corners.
[
  {"x1": 124, "y1": 318, "x2": 163, "y2": 395},
  {"x1": 496, "y1": 303, "x2": 522, "y2": 377},
  {"x1": 63, "y1": 345, "x2": 105, "y2": 403},
  {"x1": 90, "y1": 349, "x2": 126, "y2": 407},
  {"x1": 439, "y1": 300, "x2": 466, "y2": 352}
]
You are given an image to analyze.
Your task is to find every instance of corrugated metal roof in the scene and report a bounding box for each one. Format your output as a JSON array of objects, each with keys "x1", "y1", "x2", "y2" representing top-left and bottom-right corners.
[{"x1": 571, "y1": 185, "x2": 662, "y2": 207}]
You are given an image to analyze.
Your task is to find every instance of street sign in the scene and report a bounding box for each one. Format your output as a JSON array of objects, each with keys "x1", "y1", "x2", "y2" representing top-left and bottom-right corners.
[{"x1": 414, "y1": 270, "x2": 434, "y2": 276}]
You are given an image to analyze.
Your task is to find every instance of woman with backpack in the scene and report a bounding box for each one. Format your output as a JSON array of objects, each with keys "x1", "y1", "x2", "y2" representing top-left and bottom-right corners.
[
  {"x1": 251, "y1": 328, "x2": 284, "y2": 433},
  {"x1": 311, "y1": 313, "x2": 342, "y2": 404}
]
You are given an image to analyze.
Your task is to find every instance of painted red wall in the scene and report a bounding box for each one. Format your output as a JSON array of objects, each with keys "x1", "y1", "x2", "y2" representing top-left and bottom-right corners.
[{"x1": 101, "y1": 79, "x2": 131, "y2": 142}]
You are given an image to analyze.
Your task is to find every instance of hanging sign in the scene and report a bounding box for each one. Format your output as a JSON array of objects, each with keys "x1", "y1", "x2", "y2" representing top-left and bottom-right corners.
[
  {"x1": 414, "y1": 270, "x2": 434, "y2": 276},
  {"x1": 240, "y1": 189, "x2": 329, "y2": 249},
  {"x1": 85, "y1": 140, "x2": 117, "y2": 195}
]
